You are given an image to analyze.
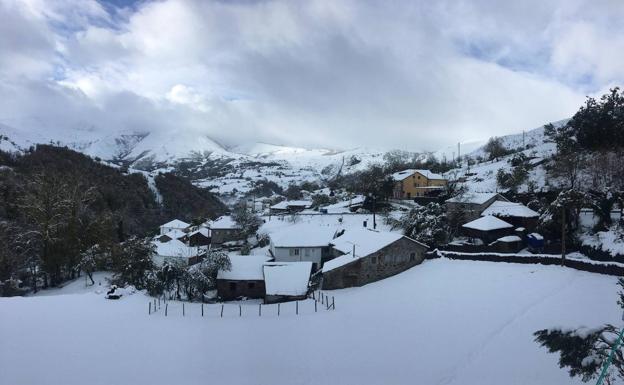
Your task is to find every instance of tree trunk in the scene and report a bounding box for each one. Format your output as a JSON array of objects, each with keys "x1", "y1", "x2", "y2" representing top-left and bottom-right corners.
[{"x1": 561, "y1": 207, "x2": 566, "y2": 267}]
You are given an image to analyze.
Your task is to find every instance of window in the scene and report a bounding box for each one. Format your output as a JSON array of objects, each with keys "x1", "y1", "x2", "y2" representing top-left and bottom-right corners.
[
  {"x1": 410, "y1": 253, "x2": 416, "y2": 262},
  {"x1": 294, "y1": 248, "x2": 300, "y2": 256},
  {"x1": 289, "y1": 248, "x2": 300, "y2": 257},
  {"x1": 304, "y1": 248, "x2": 311, "y2": 257},
  {"x1": 229, "y1": 282, "x2": 237, "y2": 291}
]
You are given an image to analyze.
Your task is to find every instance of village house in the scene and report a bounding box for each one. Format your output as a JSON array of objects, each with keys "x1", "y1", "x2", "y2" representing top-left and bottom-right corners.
[
  {"x1": 186, "y1": 228, "x2": 211, "y2": 247},
  {"x1": 263, "y1": 262, "x2": 313, "y2": 304},
  {"x1": 320, "y1": 195, "x2": 366, "y2": 214},
  {"x1": 152, "y1": 239, "x2": 202, "y2": 267},
  {"x1": 461, "y1": 215, "x2": 514, "y2": 244},
  {"x1": 216, "y1": 255, "x2": 272, "y2": 300},
  {"x1": 480, "y1": 201, "x2": 539, "y2": 231},
  {"x1": 159, "y1": 219, "x2": 190, "y2": 235},
  {"x1": 391, "y1": 169, "x2": 447, "y2": 199},
  {"x1": 445, "y1": 192, "x2": 508, "y2": 222},
  {"x1": 269, "y1": 225, "x2": 337, "y2": 271},
  {"x1": 321, "y1": 228, "x2": 428, "y2": 289},
  {"x1": 206, "y1": 216, "x2": 243, "y2": 246},
  {"x1": 270, "y1": 200, "x2": 313, "y2": 214}
]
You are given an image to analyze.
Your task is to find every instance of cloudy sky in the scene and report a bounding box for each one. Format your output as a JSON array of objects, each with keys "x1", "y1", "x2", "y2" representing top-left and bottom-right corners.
[{"x1": 0, "y1": 0, "x2": 622, "y2": 152}]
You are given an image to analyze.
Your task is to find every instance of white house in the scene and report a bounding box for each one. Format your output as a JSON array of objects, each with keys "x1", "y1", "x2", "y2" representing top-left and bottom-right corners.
[
  {"x1": 269, "y1": 224, "x2": 338, "y2": 270},
  {"x1": 152, "y1": 239, "x2": 200, "y2": 266},
  {"x1": 159, "y1": 219, "x2": 190, "y2": 235}
]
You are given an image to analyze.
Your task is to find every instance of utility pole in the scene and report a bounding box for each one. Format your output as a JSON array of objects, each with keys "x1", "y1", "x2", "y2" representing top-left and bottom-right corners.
[
  {"x1": 523, "y1": 130, "x2": 526, "y2": 147},
  {"x1": 373, "y1": 196, "x2": 377, "y2": 229},
  {"x1": 561, "y1": 206, "x2": 566, "y2": 266},
  {"x1": 457, "y1": 142, "x2": 461, "y2": 164}
]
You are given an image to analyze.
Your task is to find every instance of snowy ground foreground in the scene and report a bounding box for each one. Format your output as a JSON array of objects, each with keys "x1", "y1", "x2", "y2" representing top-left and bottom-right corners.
[{"x1": 1, "y1": 259, "x2": 620, "y2": 385}]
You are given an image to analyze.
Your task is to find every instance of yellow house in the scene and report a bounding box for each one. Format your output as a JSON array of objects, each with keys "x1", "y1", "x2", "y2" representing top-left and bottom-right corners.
[{"x1": 391, "y1": 169, "x2": 447, "y2": 199}]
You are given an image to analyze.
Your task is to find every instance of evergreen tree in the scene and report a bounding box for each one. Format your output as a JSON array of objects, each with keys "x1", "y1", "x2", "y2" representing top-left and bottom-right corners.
[{"x1": 535, "y1": 278, "x2": 624, "y2": 383}]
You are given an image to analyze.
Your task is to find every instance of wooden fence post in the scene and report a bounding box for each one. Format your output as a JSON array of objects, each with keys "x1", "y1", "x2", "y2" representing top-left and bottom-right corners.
[
  {"x1": 183, "y1": 303, "x2": 185, "y2": 317},
  {"x1": 259, "y1": 304, "x2": 262, "y2": 316},
  {"x1": 202, "y1": 303, "x2": 204, "y2": 317},
  {"x1": 220, "y1": 304, "x2": 224, "y2": 318},
  {"x1": 165, "y1": 304, "x2": 168, "y2": 317},
  {"x1": 315, "y1": 300, "x2": 317, "y2": 313},
  {"x1": 278, "y1": 303, "x2": 280, "y2": 316},
  {"x1": 149, "y1": 302, "x2": 151, "y2": 315},
  {"x1": 154, "y1": 298, "x2": 156, "y2": 311},
  {"x1": 321, "y1": 294, "x2": 324, "y2": 305},
  {"x1": 296, "y1": 301, "x2": 299, "y2": 315},
  {"x1": 332, "y1": 296, "x2": 335, "y2": 310},
  {"x1": 239, "y1": 305, "x2": 242, "y2": 317}
]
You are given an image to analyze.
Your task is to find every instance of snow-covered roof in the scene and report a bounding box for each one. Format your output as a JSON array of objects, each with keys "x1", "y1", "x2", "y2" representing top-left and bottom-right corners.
[
  {"x1": 263, "y1": 262, "x2": 312, "y2": 296},
  {"x1": 414, "y1": 169, "x2": 445, "y2": 180},
  {"x1": 494, "y1": 235, "x2": 522, "y2": 243},
  {"x1": 270, "y1": 200, "x2": 313, "y2": 210},
  {"x1": 462, "y1": 215, "x2": 514, "y2": 231},
  {"x1": 270, "y1": 224, "x2": 337, "y2": 248},
  {"x1": 160, "y1": 219, "x2": 190, "y2": 229},
  {"x1": 217, "y1": 255, "x2": 272, "y2": 281},
  {"x1": 323, "y1": 229, "x2": 426, "y2": 272},
  {"x1": 446, "y1": 192, "x2": 505, "y2": 205},
  {"x1": 391, "y1": 169, "x2": 445, "y2": 182},
  {"x1": 322, "y1": 195, "x2": 366, "y2": 213},
  {"x1": 189, "y1": 228, "x2": 210, "y2": 237},
  {"x1": 153, "y1": 239, "x2": 194, "y2": 258},
  {"x1": 161, "y1": 228, "x2": 186, "y2": 240},
  {"x1": 528, "y1": 233, "x2": 544, "y2": 240},
  {"x1": 208, "y1": 216, "x2": 240, "y2": 230},
  {"x1": 391, "y1": 169, "x2": 416, "y2": 181},
  {"x1": 481, "y1": 201, "x2": 539, "y2": 218}
]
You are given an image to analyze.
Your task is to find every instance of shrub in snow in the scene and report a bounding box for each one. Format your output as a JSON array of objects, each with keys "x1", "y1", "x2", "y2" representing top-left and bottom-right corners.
[
  {"x1": 111, "y1": 237, "x2": 155, "y2": 290},
  {"x1": 393, "y1": 203, "x2": 450, "y2": 248}
]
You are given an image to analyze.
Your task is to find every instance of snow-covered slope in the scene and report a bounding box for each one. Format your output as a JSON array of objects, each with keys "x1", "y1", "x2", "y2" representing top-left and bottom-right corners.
[
  {"x1": 446, "y1": 120, "x2": 569, "y2": 194},
  {"x1": 0, "y1": 259, "x2": 618, "y2": 385}
]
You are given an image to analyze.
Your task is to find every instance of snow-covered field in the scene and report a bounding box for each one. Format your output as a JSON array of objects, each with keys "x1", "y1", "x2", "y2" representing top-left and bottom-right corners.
[{"x1": 1, "y1": 259, "x2": 618, "y2": 385}]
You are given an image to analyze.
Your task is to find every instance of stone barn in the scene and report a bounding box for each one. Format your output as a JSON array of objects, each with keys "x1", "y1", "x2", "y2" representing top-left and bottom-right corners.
[
  {"x1": 216, "y1": 255, "x2": 271, "y2": 300},
  {"x1": 446, "y1": 192, "x2": 508, "y2": 222},
  {"x1": 321, "y1": 229, "x2": 428, "y2": 290}
]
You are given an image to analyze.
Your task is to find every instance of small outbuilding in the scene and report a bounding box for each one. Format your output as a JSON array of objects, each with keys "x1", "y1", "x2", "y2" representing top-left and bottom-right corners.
[
  {"x1": 461, "y1": 215, "x2": 514, "y2": 244},
  {"x1": 263, "y1": 262, "x2": 313, "y2": 304},
  {"x1": 322, "y1": 229, "x2": 428, "y2": 289},
  {"x1": 489, "y1": 235, "x2": 524, "y2": 253},
  {"x1": 216, "y1": 255, "x2": 271, "y2": 301}
]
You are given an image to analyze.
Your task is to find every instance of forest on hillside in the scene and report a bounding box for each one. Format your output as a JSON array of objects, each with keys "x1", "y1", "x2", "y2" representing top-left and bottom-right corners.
[{"x1": 0, "y1": 145, "x2": 226, "y2": 295}]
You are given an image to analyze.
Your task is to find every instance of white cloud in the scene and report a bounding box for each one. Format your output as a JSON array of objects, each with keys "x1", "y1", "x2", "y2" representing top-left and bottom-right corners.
[{"x1": 0, "y1": 0, "x2": 622, "y2": 151}]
